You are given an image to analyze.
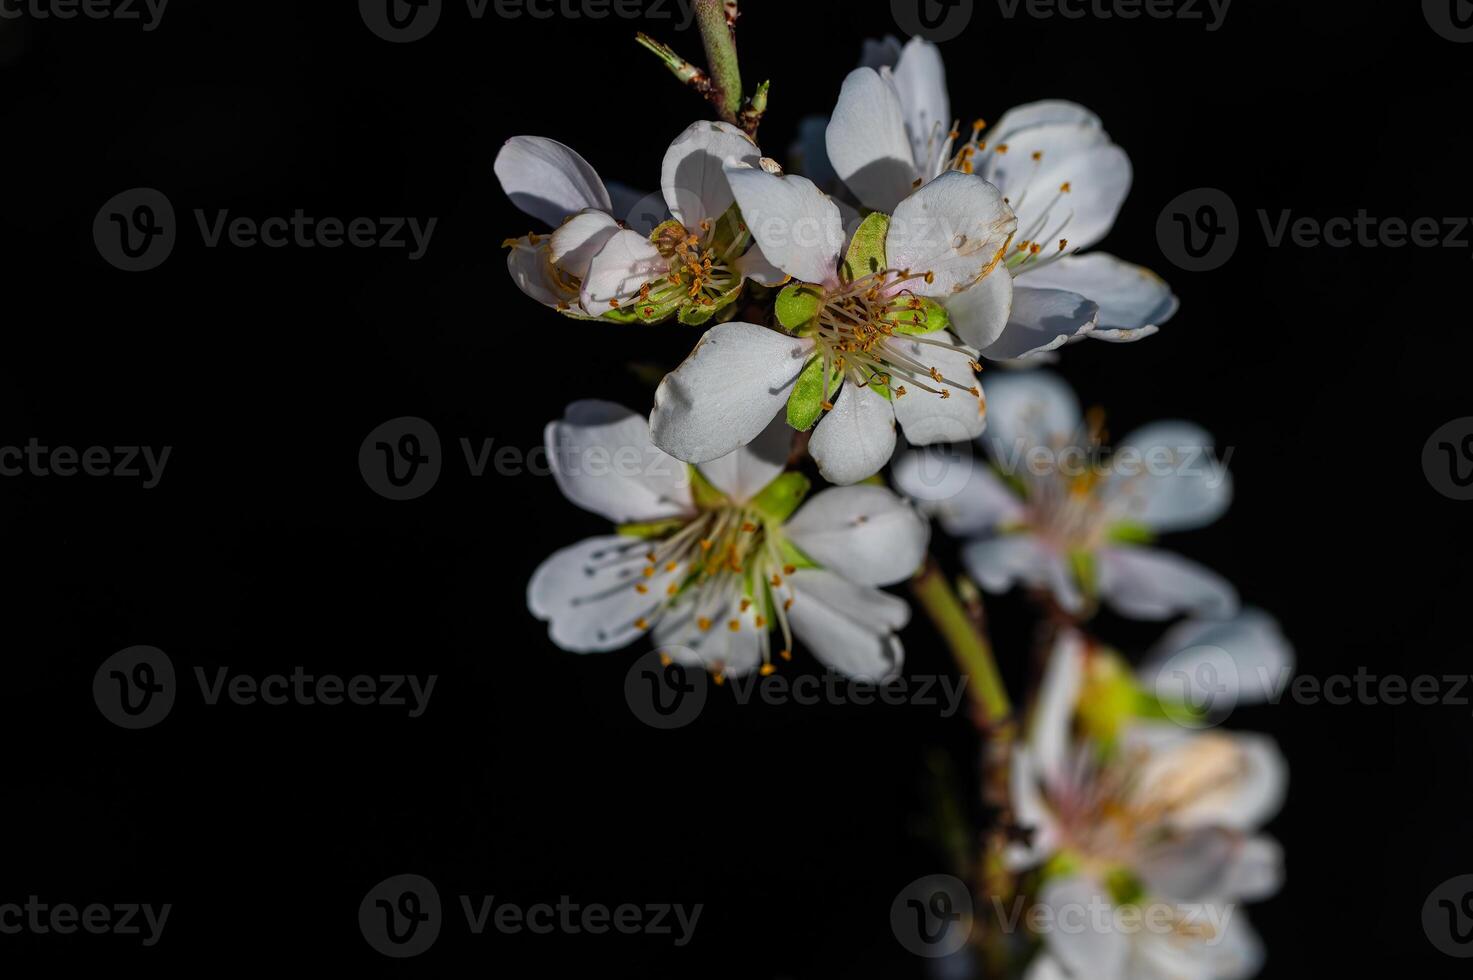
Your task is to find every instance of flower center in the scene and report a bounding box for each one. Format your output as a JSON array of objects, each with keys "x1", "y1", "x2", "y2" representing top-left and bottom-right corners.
[
  {"x1": 637, "y1": 219, "x2": 746, "y2": 315},
  {"x1": 814, "y1": 268, "x2": 983, "y2": 409}
]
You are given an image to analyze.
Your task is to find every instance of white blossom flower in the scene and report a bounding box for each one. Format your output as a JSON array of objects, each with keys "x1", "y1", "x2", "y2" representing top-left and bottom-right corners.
[
  {"x1": 1014, "y1": 630, "x2": 1286, "y2": 980},
  {"x1": 893, "y1": 370, "x2": 1236, "y2": 619},
  {"x1": 496, "y1": 121, "x2": 784, "y2": 323},
  {"x1": 814, "y1": 36, "x2": 1175, "y2": 359},
  {"x1": 528, "y1": 401, "x2": 929, "y2": 679},
  {"x1": 649, "y1": 166, "x2": 1016, "y2": 486}
]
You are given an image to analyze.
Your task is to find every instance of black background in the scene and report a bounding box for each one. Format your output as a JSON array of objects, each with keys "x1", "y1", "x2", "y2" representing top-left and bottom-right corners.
[{"x1": 2, "y1": 0, "x2": 1471, "y2": 975}]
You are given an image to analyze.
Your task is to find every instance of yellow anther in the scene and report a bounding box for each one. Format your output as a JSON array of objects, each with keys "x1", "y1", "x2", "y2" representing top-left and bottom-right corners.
[
  {"x1": 820, "y1": 400, "x2": 835, "y2": 412},
  {"x1": 754, "y1": 615, "x2": 766, "y2": 628},
  {"x1": 1060, "y1": 181, "x2": 1072, "y2": 193},
  {"x1": 895, "y1": 385, "x2": 908, "y2": 397},
  {"x1": 635, "y1": 617, "x2": 649, "y2": 630},
  {"x1": 1031, "y1": 150, "x2": 1043, "y2": 162},
  {"x1": 996, "y1": 143, "x2": 1009, "y2": 154},
  {"x1": 698, "y1": 616, "x2": 712, "y2": 631},
  {"x1": 665, "y1": 561, "x2": 678, "y2": 573},
  {"x1": 635, "y1": 583, "x2": 649, "y2": 594},
  {"x1": 659, "y1": 653, "x2": 673, "y2": 667},
  {"x1": 728, "y1": 619, "x2": 741, "y2": 632},
  {"x1": 783, "y1": 564, "x2": 796, "y2": 576},
  {"x1": 940, "y1": 389, "x2": 952, "y2": 399},
  {"x1": 642, "y1": 567, "x2": 655, "y2": 579},
  {"x1": 1058, "y1": 238, "x2": 1068, "y2": 251},
  {"x1": 759, "y1": 663, "x2": 777, "y2": 676},
  {"x1": 929, "y1": 366, "x2": 944, "y2": 383},
  {"x1": 740, "y1": 598, "x2": 752, "y2": 612},
  {"x1": 741, "y1": 522, "x2": 757, "y2": 533},
  {"x1": 783, "y1": 598, "x2": 794, "y2": 611},
  {"x1": 779, "y1": 649, "x2": 792, "y2": 660},
  {"x1": 700, "y1": 538, "x2": 713, "y2": 551}
]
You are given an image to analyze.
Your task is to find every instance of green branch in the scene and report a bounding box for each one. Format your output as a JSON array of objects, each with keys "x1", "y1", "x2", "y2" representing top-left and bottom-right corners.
[{"x1": 911, "y1": 557, "x2": 1010, "y2": 726}]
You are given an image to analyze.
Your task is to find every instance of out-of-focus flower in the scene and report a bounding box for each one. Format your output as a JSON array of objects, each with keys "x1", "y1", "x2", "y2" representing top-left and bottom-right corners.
[
  {"x1": 496, "y1": 122, "x2": 784, "y2": 323},
  {"x1": 806, "y1": 36, "x2": 1175, "y2": 359},
  {"x1": 1013, "y1": 630, "x2": 1286, "y2": 980},
  {"x1": 528, "y1": 401, "x2": 929, "y2": 679},
  {"x1": 894, "y1": 370, "x2": 1236, "y2": 619},
  {"x1": 650, "y1": 165, "x2": 1014, "y2": 485}
]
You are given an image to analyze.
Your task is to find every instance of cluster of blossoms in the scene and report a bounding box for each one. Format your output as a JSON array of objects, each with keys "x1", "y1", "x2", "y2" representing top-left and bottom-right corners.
[{"x1": 499, "y1": 30, "x2": 1288, "y2": 980}]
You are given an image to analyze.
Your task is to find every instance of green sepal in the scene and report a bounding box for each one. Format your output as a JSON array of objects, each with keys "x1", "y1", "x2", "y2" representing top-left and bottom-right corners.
[
  {"x1": 1068, "y1": 549, "x2": 1098, "y2": 599},
  {"x1": 841, "y1": 211, "x2": 890, "y2": 282},
  {"x1": 889, "y1": 296, "x2": 950, "y2": 336},
  {"x1": 1104, "y1": 867, "x2": 1146, "y2": 906},
  {"x1": 676, "y1": 281, "x2": 743, "y2": 326},
  {"x1": 1106, "y1": 520, "x2": 1157, "y2": 545},
  {"x1": 786, "y1": 355, "x2": 840, "y2": 431},
  {"x1": 776, "y1": 536, "x2": 819, "y2": 571},
  {"x1": 1041, "y1": 851, "x2": 1082, "y2": 883},
  {"x1": 616, "y1": 518, "x2": 686, "y2": 540},
  {"x1": 776, "y1": 282, "x2": 824, "y2": 333},
  {"x1": 708, "y1": 201, "x2": 750, "y2": 255},
  {"x1": 1077, "y1": 649, "x2": 1141, "y2": 748},
  {"x1": 688, "y1": 465, "x2": 729, "y2": 511},
  {"x1": 749, "y1": 472, "x2": 810, "y2": 524}
]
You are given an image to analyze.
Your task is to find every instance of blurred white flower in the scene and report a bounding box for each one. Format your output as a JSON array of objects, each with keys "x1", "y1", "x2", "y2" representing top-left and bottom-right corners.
[
  {"x1": 894, "y1": 370, "x2": 1236, "y2": 619},
  {"x1": 1014, "y1": 630, "x2": 1286, "y2": 980},
  {"x1": 808, "y1": 36, "x2": 1175, "y2": 359},
  {"x1": 528, "y1": 401, "x2": 929, "y2": 679}
]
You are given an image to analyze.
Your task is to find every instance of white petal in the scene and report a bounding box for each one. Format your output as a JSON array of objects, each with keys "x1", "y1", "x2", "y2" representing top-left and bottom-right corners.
[
  {"x1": 891, "y1": 37, "x2": 950, "y2": 178},
  {"x1": 943, "y1": 265, "x2": 1012, "y2": 349},
  {"x1": 505, "y1": 234, "x2": 573, "y2": 309},
  {"x1": 1037, "y1": 877, "x2": 1129, "y2": 980},
  {"x1": 1140, "y1": 610, "x2": 1294, "y2": 706},
  {"x1": 725, "y1": 164, "x2": 844, "y2": 285},
  {"x1": 1108, "y1": 421, "x2": 1232, "y2": 532},
  {"x1": 887, "y1": 171, "x2": 1017, "y2": 297},
  {"x1": 784, "y1": 485, "x2": 929, "y2": 587},
  {"x1": 1007, "y1": 746, "x2": 1061, "y2": 870},
  {"x1": 980, "y1": 123, "x2": 1129, "y2": 255},
  {"x1": 859, "y1": 35, "x2": 903, "y2": 69},
  {"x1": 650, "y1": 322, "x2": 812, "y2": 464},
  {"x1": 1126, "y1": 724, "x2": 1288, "y2": 831},
  {"x1": 989, "y1": 100, "x2": 1102, "y2": 146},
  {"x1": 1219, "y1": 836, "x2": 1285, "y2": 901},
  {"x1": 892, "y1": 449, "x2": 1025, "y2": 536},
  {"x1": 1134, "y1": 827, "x2": 1242, "y2": 901},
  {"x1": 1095, "y1": 547, "x2": 1238, "y2": 620},
  {"x1": 982, "y1": 286, "x2": 1099, "y2": 361},
  {"x1": 732, "y1": 242, "x2": 789, "y2": 286},
  {"x1": 825, "y1": 67, "x2": 919, "y2": 212},
  {"x1": 527, "y1": 535, "x2": 668, "y2": 652},
  {"x1": 809, "y1": 380, "x2": 898, "y2": 485},
  {"x1": 545, "y1": 400, "x2": 694, "y2": 524},
  {"x1": 548, "y1": 208, "x2": 620, "y2": 280},
  {"x1": 961, "y1": 533, "x2": 1082, "y2": 613},
  {"x1": 1030, "y1": 627, "x2": 1085, "y2": 785},
  {"x1": 696, "y1": 410, "x2": 792, "y2": 504},
  {"x1": 786, "y1": 568, "x2": 908, "y2": 680},
  {"x1": 891, "y1": 330, "x2": 987, "y2": 445},
  {"x1": 494, "y1": 136, "x2": 611, "y2": 228},
  {"x1": 579, "y1": 229, "x2": 667, "y2": 314},
  {"x1": 1018, "y1": 252, "x2": 1177, "y2": 332},
  {"x1": 978, "y1": 370, "x2": 1081, "y2": 468},
  {"x1": 654, "y1": 589, "x2": 764, "y2": 677},
  {"x1": 660, "y1": 119, "x2": 761, "y2": 231},
  {"x1": 1022, "y1": 954, "x2": 1072, "y2": 980}
]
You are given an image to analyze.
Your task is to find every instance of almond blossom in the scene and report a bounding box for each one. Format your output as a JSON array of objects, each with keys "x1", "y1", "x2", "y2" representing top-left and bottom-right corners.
[{"x1": 528, "y1": 401, "x2": 929, "y2": 680}]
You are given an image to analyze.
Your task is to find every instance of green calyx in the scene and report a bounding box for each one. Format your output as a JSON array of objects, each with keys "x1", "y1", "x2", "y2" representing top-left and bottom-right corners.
[
  {"x1": 841, "y1": 212, "x2": 890, "y2": 282},
  {"x1": 748, "y1": 471, "x2": 810, "y2": 524},
  {"x1": 785, "y1": 354, "x2": 841, "y2": 431}
]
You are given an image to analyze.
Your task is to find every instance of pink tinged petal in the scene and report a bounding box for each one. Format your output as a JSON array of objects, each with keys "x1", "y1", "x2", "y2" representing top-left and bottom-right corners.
[
  {"x1": 724, "y1": 164, "x2": 845, "y2": 286},
  {"x1": 978, "y1": 369, "x2": 1081, "y2": 466},
  {"x1": 825, "y1": 67, "x2": 919, "y2": 213},
  {"x1": 981, "y1": 123, "x2": 1130, "y2": 255},
  {"x1": 785, "y1": 568, "x2": 908, "y2": 680},
  {"x1": 494, "y1": 136, "x2": 611, "y2": 228},
  {"x1": 943, "y1": 266, "x2": 1013, "y2": 349},
  {"x1": 649, "y1": 322, "x2": 812, "y2": 464},
  {"x1": 1095, "y1": 546, "x2": 1239, "y2": 620},
  {"x1": 809, "y1": 380, "x2": 898, "y2": 486},
  {"x1": 981, "y1": 286, "x2": 1099, "y2": 361},
  {"x1": 960, "y1": 534, "x2": 1083, "y2": 613},
  {"x1": 660, "y1": 119, "x2": 761, "y2": 231},
  {"x1": 505, "y1": 234, "x2": 573, "y2": 309},
  {"x1": 548, "y1": 208, "x2": 620, "y2": 280},
  {"x1": 886, "y1": 171, "x2": 1018, "y2": 297},
  {"x1": 527, "y1": 535, "x2": 671, "y2": 653},
  {"x1": 891, "y1": 331, "x2": 987, "y2": 445},
  {"x1": 579, "y1": 229, "x2": 667, "y2": 314},
  {"x1": 1108, "y1": 421, "x2": 1232, "y2": 532},
  {"x1": 1140, "y1": 609, "x2": 1294, "y2": 706},
  {"x1": 892, "y1": 449, "x2": 1026, "y2": 536},
  {"x1": 1036, "y1": 876, "x2": 1130, "y2": 980},
  {"x1": 544, "y1": 400, "x2": 694, "y2": 524},
  {"x1": 696, "y1": 411, "x2": 793, "y2": 505},
  {"x1": 731, "y1": 242, "x2": 789, "y2": 287},
  {"x1": 1017, "y1": 251, "x2": 1178, "y2": 332},
  {"x1": 784, "y1": 484, "x2": 930, "y2": 587},
  {"x1": 890, "y1": 36, "x2": 951, "y2": 178}
]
